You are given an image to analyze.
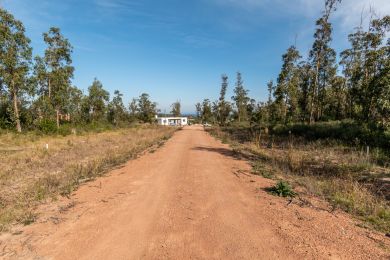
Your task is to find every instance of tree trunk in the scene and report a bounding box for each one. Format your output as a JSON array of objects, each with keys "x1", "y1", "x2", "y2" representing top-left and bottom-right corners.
[
  {"x1": 12, "y1": 85, "x2": 22, "y2": 133},
  {"x1": 310, "y1": 59, "x2": 321, "y2": 125},
  {"x1": 56, "y1": 109, "x2": 60, "y2": 129},
  {"x1": 48, "y1": 76, "x2": 51, "y2": 99}
]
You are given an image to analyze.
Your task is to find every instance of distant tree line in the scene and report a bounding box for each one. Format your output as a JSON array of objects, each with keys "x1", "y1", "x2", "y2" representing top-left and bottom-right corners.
[
  {"x1": 197, "y1": 0, "x2": 390, "y2": 130},
  {"x1": 0, "y1": 8, "x2": 162, "y2": 132}
]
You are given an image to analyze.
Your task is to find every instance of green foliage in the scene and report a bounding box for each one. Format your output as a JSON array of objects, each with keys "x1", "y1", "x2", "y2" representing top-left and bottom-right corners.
[
  {"x1": 108, "y1": 90, "x2": 126, "y2": 125},
  {"x1": 37, "y1": 119, "x2": 57, "y2": 134},
  {"x1": 56, "y1": 124, "x2": 72, "y2": 136},
  {"x1": 41, "y1": 27, "x2": 74, "y2": 128},
  {"x1": 171, "y1": 101, "x2": 181, "y2": 117},
  {"x1": 231, "y1": 72, "x2": 250, "y2": 122},
  {"x1": 272, "y1": 120, "x2": 390, "y2": 149},
  {"x1": 137, "y1": 93, "x2": 158, "y2": 123},
  {"x1": 87, "y1": 78, "x2": 110, "y2": 122},
  {"x1": 274, "y1": 46, "x2": 302, "y2": 123},
  {"x1": 268, "y1": 181, "x2": 296, "y2": 197},
  {"x1": 0, "y1": 9, "x2": 150, "y2": 134},
  {"x1": 0, "y1": 7, "x2": 33, "y2": 132},
  {"x1": 215, "y1": 74, "x2": 232, "y2": 125},
  {"x1": 199, "y1": 99, "x2": 213, "y2": 123}
]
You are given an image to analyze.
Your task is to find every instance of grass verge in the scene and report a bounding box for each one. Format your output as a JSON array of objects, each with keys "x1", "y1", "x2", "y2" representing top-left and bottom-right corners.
[
  {"x1": 0, "y1": 125, "x2": 176, "y2": 232},
  {"x1": 207, "y1": 126, "x2": 390, "y2": 233}
]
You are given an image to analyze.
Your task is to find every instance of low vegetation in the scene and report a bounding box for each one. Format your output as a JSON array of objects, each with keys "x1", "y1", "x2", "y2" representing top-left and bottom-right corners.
[
  {"x1": 208, "y1": 125, "x2": 390, "y2": 233},
  {"x1": 0, "y1": 125, "x2": 176, "y2": 232},
  {"x1": 267, "y1": 181, "x2": 296, "y2": 198}
]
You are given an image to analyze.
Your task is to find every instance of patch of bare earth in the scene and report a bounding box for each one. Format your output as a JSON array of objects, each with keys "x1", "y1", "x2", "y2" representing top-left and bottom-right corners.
[{"x1": 0, "y1": 125, "x2": 388, "y2": 259}]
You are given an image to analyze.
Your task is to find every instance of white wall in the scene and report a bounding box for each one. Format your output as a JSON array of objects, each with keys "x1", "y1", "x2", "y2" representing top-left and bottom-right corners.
[{"x1": 157, "y1": 117, "x2": 188, "y2": 126}]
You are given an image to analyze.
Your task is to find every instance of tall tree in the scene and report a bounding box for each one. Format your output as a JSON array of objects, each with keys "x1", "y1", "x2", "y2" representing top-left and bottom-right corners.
[
  {"x1": 216, "y1": 74, "x2": 231, "y2": 125},
  {"x1": 171, "y1": 100, "x2": 181, "y2": 117},
  {"x1": 201, "y1": 99, "x2": 213, "y2": 123},
  {"x1": 340, "y1": 15, "x2": 390, "y2": 123},
  {"x1": 129, "y1": 98, "x2": 138, "y2": 120},
  {"x1": 0, "y1": 8, "x2": 33, "y2": 132},
  {"x1": 232, "y1": 72, "x2": 250, "y2": 122},
  {"x1": 324, "y1": 76, "x2": 347, "y2": 120},
  {"x1": 87, "y1": 78, "x2": 109, "y2": 122},
  {"x1": 308, "y1": 0, "x2": 341, "y2": 123},
  {"x1": 195, "y1": 102, "x2": 202, "y2": 119},
  {"x1": 366, "y1": 16, "x2": 390, "y2": 125},
  {"x1": 42, "y1": 27, "x2": 74, "y2": 127},
  {"x1": 266, "y1": 80, "x2": 274, "y2": 124},
  {"x1": 108, "y1": 90, "x2": 126, "y2": 124},
  {"x1": 137, "y1": 93, "x2": 158, "y2": 123},
  {"x1": 297, "y1": 62, "x2": 313, "y2": 122},
  {"x1": 65, "y1": 85, "x2": 83, "y2": 123},
  {"x1": 340, "y1": 21, "x2": 365, "y2": 119},
  {"x1": 33, "y1": 56, "x2": 52, "y2": 121},
  {"x1": 274, "y1": 46, "x2": 302, "y2": 123}
]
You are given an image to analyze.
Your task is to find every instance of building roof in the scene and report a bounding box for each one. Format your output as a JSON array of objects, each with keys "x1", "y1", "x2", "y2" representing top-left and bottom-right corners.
[{"x1": 157, "y1": 117, "x2": 187, "y2": 119}]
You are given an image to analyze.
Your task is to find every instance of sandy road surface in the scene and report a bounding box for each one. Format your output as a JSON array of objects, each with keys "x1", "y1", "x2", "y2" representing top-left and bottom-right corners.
[{"x1": 1, "y1": 125, "x2": 389, "y2": 259}]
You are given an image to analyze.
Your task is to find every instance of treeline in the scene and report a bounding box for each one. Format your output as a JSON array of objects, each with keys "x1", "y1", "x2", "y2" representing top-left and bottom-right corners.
[
  {"x1": 197, "y1": 0, "x2": 390, "y2": 130},
  {"x1": 0, "y1": 8, "x2": 160, "y2": 133}
]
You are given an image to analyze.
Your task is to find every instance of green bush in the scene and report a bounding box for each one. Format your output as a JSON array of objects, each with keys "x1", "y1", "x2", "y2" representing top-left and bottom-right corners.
[
  {"x1": 271, "y1": 120, "x2": 390, "y2": 150},
  {"x1": 37, "y1": 119, "x2": 57, "y2": 134},
  {"x1": 268, "y1": 181, "x2": 296, "y2": 197},
  {"x1": 57, "y1": 124, "x2": 72, "y2": 136}
]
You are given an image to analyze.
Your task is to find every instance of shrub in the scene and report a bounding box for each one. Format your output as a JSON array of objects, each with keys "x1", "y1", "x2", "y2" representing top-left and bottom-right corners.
[
  {"x1": 271, "y1": 120, "x2": 390, "y2": 150},
  {"x1": 37, "y1": 119, "x2": 57, "y2": 134},
  {"x1": 57, "y1": 124, "x2": 72, "y2": 136},
  {"x1": 267, "y1": 180, "x2": 296, "y2": 197}
]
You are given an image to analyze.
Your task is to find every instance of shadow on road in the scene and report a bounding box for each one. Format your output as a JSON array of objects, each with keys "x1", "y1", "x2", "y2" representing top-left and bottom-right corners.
[{"x1": 191, "y1": 146, "x2": 255, "y2": 161}]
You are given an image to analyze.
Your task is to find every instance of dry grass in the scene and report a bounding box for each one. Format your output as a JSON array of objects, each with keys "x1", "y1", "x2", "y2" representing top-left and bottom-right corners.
[
  {"x1": 0, "y1": 125, "x2": 176, "y2": 231},
  {"x1": 208, "y1": 127, "x2": 390, "y2": 233}
]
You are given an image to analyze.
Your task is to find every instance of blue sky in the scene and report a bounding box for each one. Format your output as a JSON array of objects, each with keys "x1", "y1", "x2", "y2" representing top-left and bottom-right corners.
[{"x1": 1, "y1": 0, "x2": 389, "y2": 113}]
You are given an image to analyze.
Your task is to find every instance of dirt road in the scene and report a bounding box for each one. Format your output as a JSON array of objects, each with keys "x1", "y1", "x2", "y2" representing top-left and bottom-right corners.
[{"x1": 1, "y1": 125, "x2": 389, "y2": 259}]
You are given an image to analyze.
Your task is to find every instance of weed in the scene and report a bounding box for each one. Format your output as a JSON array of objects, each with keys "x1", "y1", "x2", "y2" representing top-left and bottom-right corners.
[
  {"x1": 252, "y1": 161, "x2": 274, "y2": 179},
  {"x1": 267, "y1": 181, "x2": 296, "y2": 198}
]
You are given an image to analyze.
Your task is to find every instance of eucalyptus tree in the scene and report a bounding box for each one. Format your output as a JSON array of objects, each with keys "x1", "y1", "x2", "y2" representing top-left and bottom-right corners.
[
  {"x1": 308, "y1": 0, "x2": 341, "y2": 123},
  {"x1": 87, "y1": 78, "x2": 109, "y2": 122},
  {"x1": 129, "y1": 98, "x2": 138, "y2": 120},
  {"x1": 340, "y1": 22, "x2": 365, "y2": 118},
  {"x1": 65, "y1": 86, "x2": 84, "y2": 123},
  {"x1": 340, "y1": 15, "x2": 390, "y2": 124},
  {"x1": 266, "y1": 80, "x2": 274, "y2": 124},
  {"x1": 232, "y1": 72, "x2": 250, "y2": 122},
  {"x1": 195, "y1": 102, "x2": 202, "y2": 119},
  {"x1": 297, "y1": 62, "x2": 313, "y2": 122},
  {"x1": 217, "y1": 74, "x2": 231, "y2": 125},
  {"x1": 41, "y1": 27, "x2": 74, "y2": 127},
  {"x1": 137, "y1": 93, "x2": 158, "y2": 123},
  {"x1": 325, "y1": 76, "x2": 347, "y2": 120},
  {"x1": 366, "y1": 16, "x2": 390, "y2": 125},
  {"x1": 201, "y1": 99, "x2": 213, "y2": 123},
  {"x1": 33, "y1": 56, "x2": 51, "y2": 120},
  {"x1": 108, "y1": 90, "x2": 126, "y2": 124},
  {"x1": 171, "y1": 100, "x2": 181, "y2": 117},
  {"x1": 0, "y1": 8, "x2": 33, "y2": 132},
  {"x1": 274, "y1": 46, "x2": 302, "y2": 123}
]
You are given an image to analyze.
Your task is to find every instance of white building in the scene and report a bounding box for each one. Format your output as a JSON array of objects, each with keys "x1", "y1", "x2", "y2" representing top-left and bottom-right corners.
[{"x1": 156, "y1": 116, "x2": 188, "y2": 126}]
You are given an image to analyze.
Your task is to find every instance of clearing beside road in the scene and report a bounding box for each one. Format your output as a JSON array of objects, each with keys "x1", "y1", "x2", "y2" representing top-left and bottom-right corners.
[
  {"x1": 1, "y1": 125, "x2": 389, "y2": 259},
  {"x1": 0, "y1": 126, "x2": 175, "y2": 231}
]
